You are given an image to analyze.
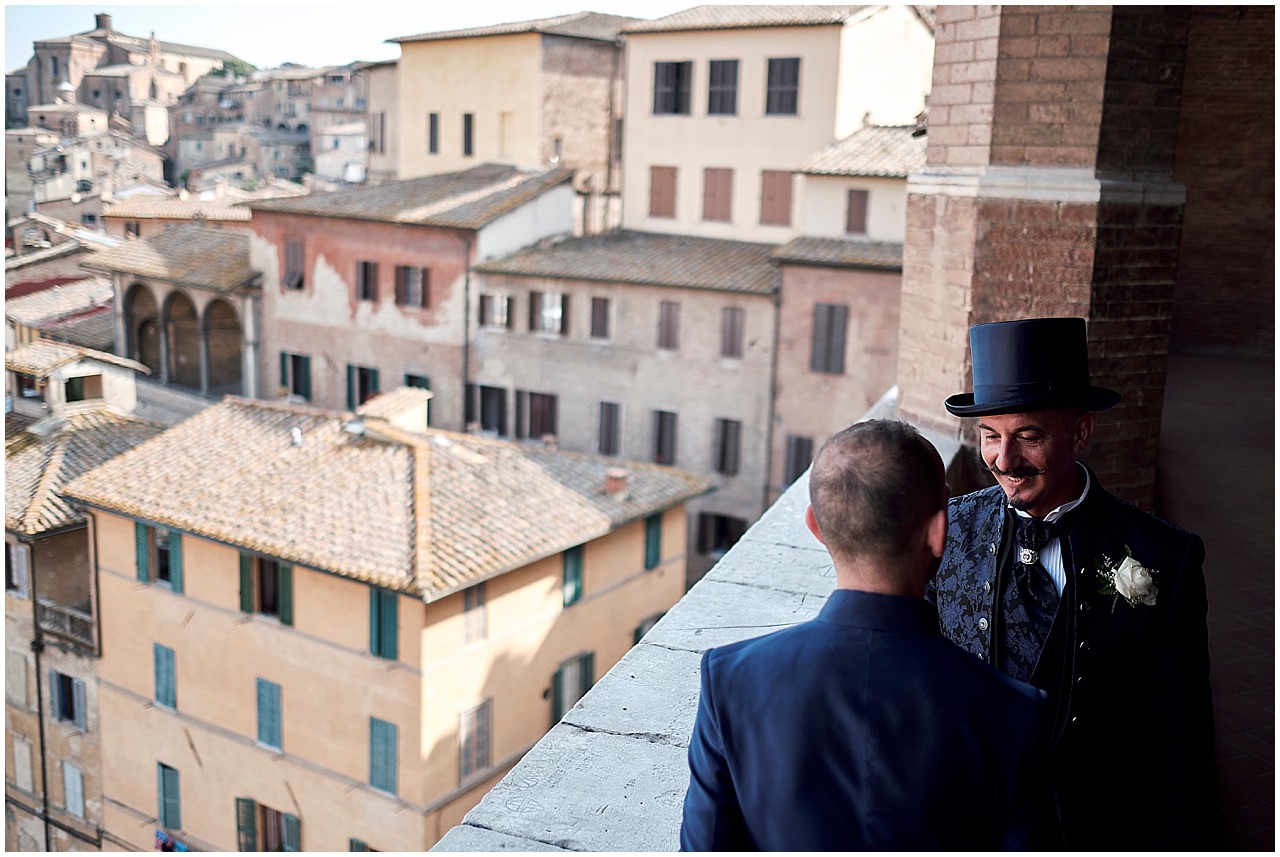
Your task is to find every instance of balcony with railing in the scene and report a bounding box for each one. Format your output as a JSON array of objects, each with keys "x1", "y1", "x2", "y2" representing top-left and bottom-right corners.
[{"x1": 36, "y1": 598, "x2": 96, "y2": 653}]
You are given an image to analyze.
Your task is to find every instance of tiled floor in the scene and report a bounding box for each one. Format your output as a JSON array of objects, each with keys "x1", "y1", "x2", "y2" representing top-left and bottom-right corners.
[{"x1": 1156, "y1": 351, "x2": 1274, "y2": 850}]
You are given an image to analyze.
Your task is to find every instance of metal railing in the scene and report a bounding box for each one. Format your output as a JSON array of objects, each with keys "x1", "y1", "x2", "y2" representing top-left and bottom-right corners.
[{"x1": 36, "y1": 599, "x2": 95, "y2": 651}]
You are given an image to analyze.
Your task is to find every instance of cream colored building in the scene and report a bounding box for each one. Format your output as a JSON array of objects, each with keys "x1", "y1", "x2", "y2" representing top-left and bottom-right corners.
[
  {"x1": 619, "y1": 5, "x2": 933, "y2": 243},
  {"x1": 62, "y1": 389, "x2": 709, "y2": 851},
  {"x1": 390, "y1": 12, "x2": 636, "y2": 233}
]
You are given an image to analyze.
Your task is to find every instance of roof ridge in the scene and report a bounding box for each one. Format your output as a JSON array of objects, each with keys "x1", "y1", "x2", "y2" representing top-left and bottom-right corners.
[{"x1": 22, "y1": 434, "x2": 69, "y2": 535}]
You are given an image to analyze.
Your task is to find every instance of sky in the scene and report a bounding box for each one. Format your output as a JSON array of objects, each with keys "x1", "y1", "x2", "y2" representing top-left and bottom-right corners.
[{"x1": 5, "y1": 0, "x2": 695, "y2": 72}]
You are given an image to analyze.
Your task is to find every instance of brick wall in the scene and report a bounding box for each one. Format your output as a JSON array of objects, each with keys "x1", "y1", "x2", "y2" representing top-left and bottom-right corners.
[{"x1": 1172, "y1": 6, "x2": 1274, "y2": 357}]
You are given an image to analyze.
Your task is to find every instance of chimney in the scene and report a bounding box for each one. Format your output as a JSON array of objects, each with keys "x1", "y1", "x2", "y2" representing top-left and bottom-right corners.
[
  {"x1": 604, "y1": 467, "x2": 630, "y2": 500},
  {"x1": 95, "y1": 13, "x2": 112, "y2": 32},
  {"x1": 289, "y1": 426, "x2": 302, "y2": 447}
]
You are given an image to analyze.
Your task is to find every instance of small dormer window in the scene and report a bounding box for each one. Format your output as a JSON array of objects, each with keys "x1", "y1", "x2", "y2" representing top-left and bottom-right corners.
[
  {"x1": 64, "y1": 374, "x2": 103, "y2": 402},
  {"x1": 17, "y1": 374, "x2": 42, "y2": 400}
]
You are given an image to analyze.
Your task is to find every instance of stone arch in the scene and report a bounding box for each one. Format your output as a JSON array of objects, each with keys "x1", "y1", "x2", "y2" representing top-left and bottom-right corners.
[
  {"x1": 203, "y1": 298, "x2": 243, "y2": 396},
  {"x1": 124, "y1": 282, "x2": 161, "y2": 373},
  {"x1": 165, "y1": 291, "x2": 200, "y2": 390}
]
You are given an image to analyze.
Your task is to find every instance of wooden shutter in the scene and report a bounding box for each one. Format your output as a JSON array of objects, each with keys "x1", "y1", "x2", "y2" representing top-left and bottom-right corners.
[
  {"x1": 298, "y1": 356, "x2": 311, "y2": 401},
  {"x1": 158, "y1": 764, "x2": 180, "y2": 829},
  {"x1": 559, "y1": 294, "x2": 570, "y2": 336},
  {"x1": 48, "y1": 669, "x2": 60, "y2": 720},
  {"x1": 645, "y1": 515, "x2": 662, "y2": 570},
  {"x1": 154, "y1": 644, "x2": 175, "y2": 709},
  {"x1": 72, "y1": 678, "x2": 87, "y2": 731},
  {"x1": 63, "y1": 762, "x2": 84, "y2": 817},
  {"x1": 828, "y1": 304, "x2": 848, "y2": 374},
  {"x1": 346, "y1": 365, "x2": 356, "y2": 410},
  {"x1": 478, "y1": 295, "x2": 490, "y2": 326},
  {"x1": 846, "y1": 189, "x2": 869, "y2": 234},
  {"x1": 582, "y1": 651, "x2": 595, "y2": 694},
  {"x1": 278, "y1": 564, "x2": 293, "y2": 626},
  {"x1": 528, "y1": 292, "x2": 542, "y2": 331},
  {"x1": 370, "y1": 588, "x2": 397, "y2": 659},
  {"x1": 239, "y1": 554, "x2": 254, "y2": 614},
  {"x1": 257, "y1": 678, "x2": 282, "y2": 749},
  {"x1": 279, "y1": 352, "x2": 289, "y2": 390},
  {"x1": 236, "y1": 797, "x2": 258, "y2": 851},
  {"x1": 550, "y1": 665, "x2": 564, "y2": 727},
  {"x1": 349, "y1": 840, "x2": 369, "y2": 852},
  {"x1": 135, "y1": 522, "x2": 150, "y2": 582},
  {"x1": 590, "y1": 297, "x2": 609, "y2": 338},
  {"x1": 421, "y1": 268, "x2": 431, "y2": 308},
  {"x1": 370, "y1": 718, "x2": 397, "y2": 794},
  {"x1": 283, "y1": 813, "x2": 301, "y2": 851},
  {"x1": 169, "y1": 534, "x2": 183, "y2": 594}
]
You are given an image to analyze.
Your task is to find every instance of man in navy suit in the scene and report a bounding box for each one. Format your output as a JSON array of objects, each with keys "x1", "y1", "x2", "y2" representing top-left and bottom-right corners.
[
  {"x1": 930, "y1": 317, "x2": 1218, "y2": 849},
  {"x1": 680, "y1": 420, "x2": 1050, "y2": 851}
]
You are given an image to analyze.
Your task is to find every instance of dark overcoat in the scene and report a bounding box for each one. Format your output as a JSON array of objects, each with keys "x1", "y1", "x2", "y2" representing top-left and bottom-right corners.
[{"x1": 928, "y1": 471, "x2": 1217, "y2": 849}]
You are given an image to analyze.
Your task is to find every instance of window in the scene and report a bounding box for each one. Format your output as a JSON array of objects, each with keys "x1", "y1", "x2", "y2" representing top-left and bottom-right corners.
[
  {"x1": 760, "y1": 169, "x2": 793, "y2": 226},
  {"x1": 257, "y1": 678, "x2": 282, "y2": 750},
  {"x1": 657, "y1": 301, "x2": 680, "y2": 351},
  {"x1": 369, "y1": 717, "x2": 397, "y2": 794},
  {"x1": 466, "y1": 384, "x2": 508, "y2": 436},
  {"x1": 599, "y1": 402, "x2": 621, "y2": 456},
  {"x1": 714, "y1": 419, "x2": 742, "y2": 476},
  {"x1": 698, "y1": 513, "x2": 747, "y2": 559},
  {"x1": 766, "y1": 57, "x2": 801, "y2": 115},
  {"x1": 464, "y1": 583, "x2": 487, "y2": 643},
  {"x1": 356, "y1": 261, "x2": 378, "y2": 301},
  {"x1": 846, "y1": 189, "x2": 869, "y2": 235},
  {"x1": 136, "y1": 523, "x2": 183, "y2": 593},
  {"x1": 64, "y1": 374, "x2": 103, "y2": 402},
  {"x1": 462, "y1": 113, "x2": 474, "y2": 156},
  {"x1": 63, "y1": 761, "x2": 84, "y2": 818},
  {"x1": 370, "y1": 587, "x2": 398, "y2": 660},
  {"x1": 562, "y1": 546, "x2": 584, "y2": 607},
  {"x1": 370, "y1": 111, "x2": 386, "y2": 153},
  {"x1": 649, "y1": 166, "x2": 676, "y2": 218},
  {"x1": 239, "y1": 554, "x2": 294, "y2": 625},
  {"x1": 157, "y1": 763, "x2": 181, "y2": 830},
  {"x1": 721, "y1": 307, "x2": 745, "y2": 358},
  {"x1": 12, "y1": 736, "x2": 33, "y2": 792},
  {"x1": 528, "y1": 291, "x2": 569, "y2": 335},
  {"x1": 590, "y1": 297, "x2": 610, "y2": 339},
  {"x1": 6, "y1": 541, "x2": 30, "y2": 598},
  {"x1": 653, "y1": 410, "x2": 678, "y2": 465},
  {"x1": 80, "y1": 212, "x2": 98, "y2": 227},
  {"x1": 551, "y1": 651, "x2": 594, "y2": 723},
  {"x1": 707, "y1": 59, "x2": 738, "y2": 115},
  {"x1": 428, "y1": 113, "x2": 439, "y2": 154},
  {"x1": 283, "y1": 237, "x2": 305, "y2": 290},
  {"x1": 404, "y1": 373, "x2": 430, "y2": 391},
  {"x1": 7, "y1": 651, "x2": 29, "y2": 708},
  {"x1": 154, "y1": 643, "x2": 176, "y2": 709},
  {"x1": 634, "y1": 612, "x2": 664, "y2": 645},
  {"x1": 810, "y1": 303, "x2": 849, "y2": 375},
  {"x1": 280, "y1": 352, "x2": 312, "y2": 400},
  {"x1": 50, "y1": 56, "x2": 59, "y2": 79},
  {"x1": 653, "y1": 61, "x2": 692, "y2": 115},
  {"x1": 785, "y1": 435, "x2": 815, "y2": 486},
  {"x1": 236, "y1": 798, "x2": 301, "y2": 852},
  {"x1": 702, "y1": 168, "x2": 733, "y2": 222},
  {"x1": 644, "y1": 514, "x2": 662, "y2": 570},
  {"x1": 517, "y1": 391, "x2": 558, "y2": 440},
  {"x1": 17, "y1": 374, "x2": 41, "y2": 401},
  {"x1": 347, "y1": 364, "x2": 379, "y2": 408},
  {"x1": 394, "y1": 266, "x2": 429, "y2": 308},
  {"x1": 479, "y1": 293, "x2": 512, "y2": 329},
  {"x1": 459, "y1": 700, "x2": 492, "y2": 782},
  {"x1": 125, "y1": 220, "x2": 141, "y2": 238}
]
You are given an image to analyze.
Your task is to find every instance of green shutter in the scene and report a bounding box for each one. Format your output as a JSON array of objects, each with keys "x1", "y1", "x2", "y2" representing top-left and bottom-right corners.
[
  {"x1": 370, "y1": 368, "x2": 380, "y2": 398},
  {"x1": 278, "y1": 564, "x2": 294, "y2": 626},
  {"x1": 239, "y1": 554, "x2": 254, "y2": 614},
  {"x1": 280, "y1": 352, "x2": 288, "y2": 390},
  {"x1": 154, "y1": 644, "x2": 175, "y2": 709},
  {"x1": 169, "y1": 534, "x2": 183, "y2": 594},
  {"x1": 583, "y1": 651, "x2": 596, "y2": 692},
  {"x1": 349, "y1": 839, "x2": 369, "y2": 851},
  {"x1": 298, "y1": 356, "x2": 311, "y2": 401},
  {"x1": 346, "y1": 365, "x2": 356, "y2": 410},
  {"x1": 550, "y1": 665, "x2": 564, "y2": 727},
  {"x1": 283, "y1": 813, "x2": 301, "y2": 851},
  {"x1": 257, "y1": 678, "x2": 282, "y2": 749},
  {"x1": 158, "y1": 764, "x2": 180, "y2": 830},
  {"x1": 135, "y1": 522, "x2": 150, "y2": 582},
  {"x1": 370, "y1": 589, "x2": 397, "y2": 660},
  {"x1": 235, "y1": 796, "x2": 257, "y2": 851},
  {"x1": 562, "y1": 547, "x2": 583, "y2": 606},
  {"x1": 369, "y1": 587, "x2": 381, "y2": 656},
  {"x1": 644, "y1": 515, "x2": 662, "y2": 570},
  {"x1": 370, "y1": 718, "x2": 397, "y2": 794}
]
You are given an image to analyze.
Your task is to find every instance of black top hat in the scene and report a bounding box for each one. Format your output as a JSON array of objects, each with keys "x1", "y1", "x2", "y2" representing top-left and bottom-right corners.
[{"x1": 944, "y1": 317, "x2": 1121, "y2": 417}]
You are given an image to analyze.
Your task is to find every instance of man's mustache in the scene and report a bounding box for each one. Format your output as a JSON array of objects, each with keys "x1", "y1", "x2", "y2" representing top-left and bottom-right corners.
[{"x1": 986, "y1": 463, "x2": 1046, "y2": 479}]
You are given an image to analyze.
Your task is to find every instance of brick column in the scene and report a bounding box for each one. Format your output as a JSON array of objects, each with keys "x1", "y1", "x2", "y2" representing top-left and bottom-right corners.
[{"x1": 898, "y1": 6, "x2": 1191, "y2": 508}]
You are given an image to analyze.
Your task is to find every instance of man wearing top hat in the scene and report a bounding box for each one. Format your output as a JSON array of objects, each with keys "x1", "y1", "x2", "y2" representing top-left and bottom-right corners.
[{"x1": 928, "y1": 317, "x2": 1217, "y2": 849}]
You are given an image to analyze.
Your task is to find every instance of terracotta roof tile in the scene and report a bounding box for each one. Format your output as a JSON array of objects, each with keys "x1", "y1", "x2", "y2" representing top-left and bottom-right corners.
[
  {"x1": 102, "y1": 196, "x2": 252, "y2": 221},
  {"x1": 81, "y1": 224, "x2": 257, "y2": 291},
  {"x1": 4, "y1": 277, "x2": 113, "y2": 327},
  {"x1": 62, "y1": 396, "x2": 712, "y2": 599},
  {"x1": 622, "y1": 5, "x2": 868, "y2": 33},
  {"x1": 773, "y1": 236, "x2": 903, "y2": 270},
  {"x1": 6, "y1": 339, "x2": 147, "y2": 377},
  {"x1": 247, "y1": 165, "x2": 573, "y2": 231},
  {"x1": 473, "y1": 230, "x2": 779, "y2": 295},
  {"x1": 391, "y1": 12, "x2": 638, "y2": 44},
  {"x1": 800, "y1": 124, "x2": 926, "y2": 178},
  {"x1": 6, "y1": 410, "x2": 167, "y2": 536}
]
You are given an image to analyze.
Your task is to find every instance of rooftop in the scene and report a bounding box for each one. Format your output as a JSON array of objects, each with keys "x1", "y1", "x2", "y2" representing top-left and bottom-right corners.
[
  {"x1": 4, "y1": 276, "x2": 113, "y2": 327},
  {"x1": 800, "y1": 124, "x2": 927, "y2": 178},
  {"x1": 773, "y1": 236, "x2": 903, "y2": 270},
  {"x1": 247, "y1": 164, "x2": 573, "y2": 231},
  {"x1": 621, "y1": 5, "x2": 868, "y2": 33},
  {"x1": 102, "y1": 195, "x2": 252, "y2": 222},
  {"x1": 62, "y1": 394, "x2": 712, "y2": 600},
  {"x1": 80, "y1": 224, "x2": 257, "y2": 292},
  {"x1": 6, "y1": 409, "x2": 167, "y2": 537},
  {"x1": 5, "y1": 339, "x2": 146, "y2": 378},
  {"x1": 391, "y1": 11, "x2": 639, "y2": 45},
  {"x1": 473, "y1": 230, "x2": 780, "y2": 295}
]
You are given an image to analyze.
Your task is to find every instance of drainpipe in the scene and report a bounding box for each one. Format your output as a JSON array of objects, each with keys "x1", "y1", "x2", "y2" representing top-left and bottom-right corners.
[
  {"x1": 763, "y1": 276, "x2": 782, "y2": 511},
  {"x1": 459, "y1": 234, "x2": 473, "y2": 427},
  {"x1": 27, "y1": 540, "x2": 53, "y2": 851}
]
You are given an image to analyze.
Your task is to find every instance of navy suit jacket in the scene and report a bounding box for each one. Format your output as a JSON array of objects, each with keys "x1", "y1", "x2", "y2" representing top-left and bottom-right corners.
[
  {"x1": 928, "y1": 469, "x2": 1217, "y2": 849},
  {"x1": 679, "y1": 589, "x2": 1049, "y2": 851}
]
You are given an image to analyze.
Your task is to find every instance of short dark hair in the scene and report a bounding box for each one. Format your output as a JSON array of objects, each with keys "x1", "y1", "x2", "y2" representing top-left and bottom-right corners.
[{"x1": 808, "y1": 420, "x2": 945, "y2": 559}]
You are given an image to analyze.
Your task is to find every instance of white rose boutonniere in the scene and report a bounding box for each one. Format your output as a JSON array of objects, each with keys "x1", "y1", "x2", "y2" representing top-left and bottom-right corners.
[{"x1": 1094, "y1": 547, "x2": 1159, "y2": 612}]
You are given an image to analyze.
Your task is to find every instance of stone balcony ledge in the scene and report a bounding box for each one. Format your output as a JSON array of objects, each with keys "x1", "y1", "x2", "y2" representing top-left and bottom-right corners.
[{"x1": 433, "y1": 393, "x2": 910, "y2": 852}]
